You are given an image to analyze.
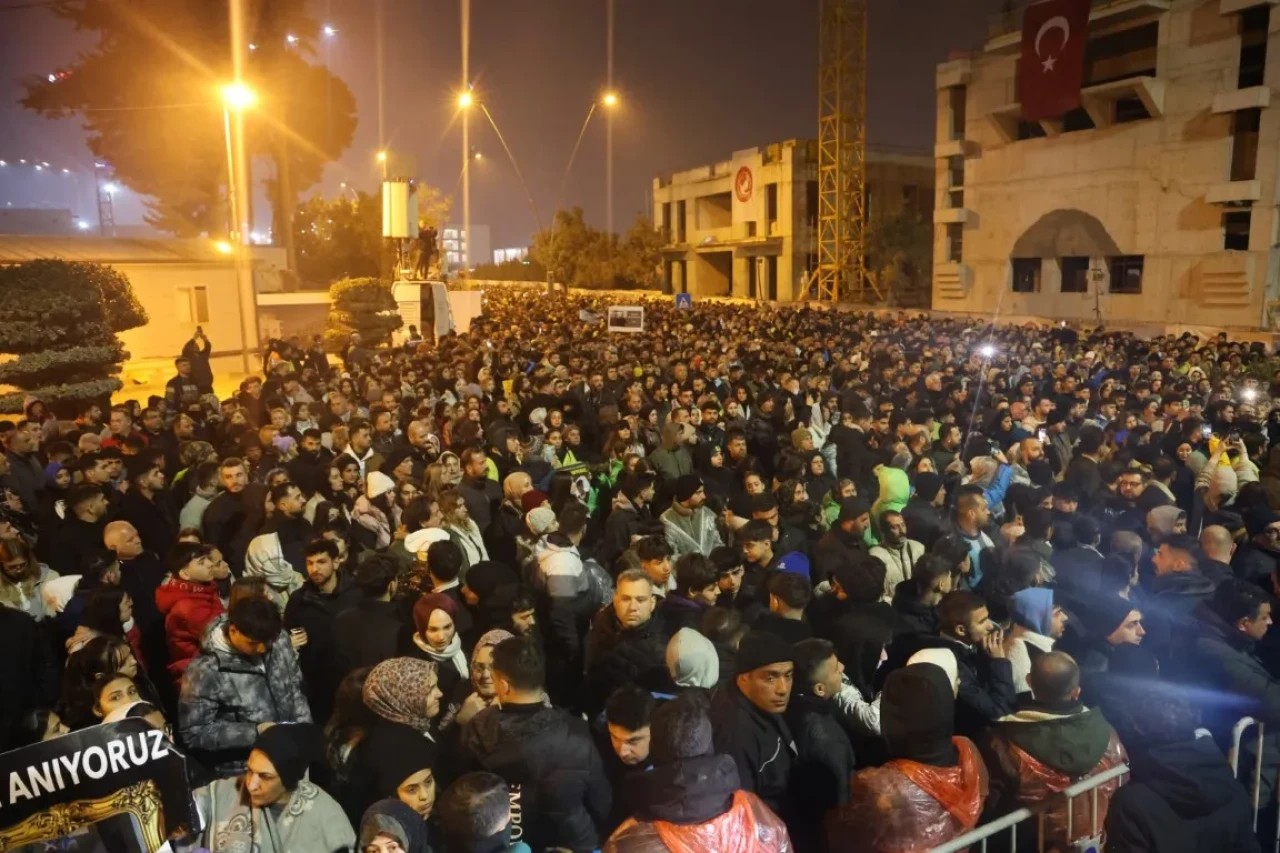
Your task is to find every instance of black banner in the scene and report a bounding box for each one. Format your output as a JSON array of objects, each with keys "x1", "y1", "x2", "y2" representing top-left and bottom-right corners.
[{"x1": 0, "y1": 719, "x2": 195, "y2": 841}]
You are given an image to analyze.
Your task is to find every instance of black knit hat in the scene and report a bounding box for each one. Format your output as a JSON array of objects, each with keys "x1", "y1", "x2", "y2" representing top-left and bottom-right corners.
[
  {"x1": 735, "y1": 630, "x2": 794, "y2": 674},
  {"x1": 837, "y1": 496, "x2": 871, "y2": 523},
  {"x1": 673, "y1": 474, "x2": 704, "y2": 504}
]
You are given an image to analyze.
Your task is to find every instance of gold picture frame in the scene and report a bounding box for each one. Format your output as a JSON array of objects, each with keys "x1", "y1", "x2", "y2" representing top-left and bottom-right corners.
[{"x1": 0, "y1": 779, "x2": 166, "y2": 852}]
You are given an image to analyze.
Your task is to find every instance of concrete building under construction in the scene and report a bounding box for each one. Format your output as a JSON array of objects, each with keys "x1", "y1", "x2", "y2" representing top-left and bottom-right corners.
[
  {"x1": 933, "y1": 0, "x2": 1280, "y2": 331},
  {"x1": 653, "y1": 139, "x2": 933, "y2": 302}
]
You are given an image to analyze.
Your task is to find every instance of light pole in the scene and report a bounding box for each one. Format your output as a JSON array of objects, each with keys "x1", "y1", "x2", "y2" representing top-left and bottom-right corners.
[
  {"x1": 376, "y1": 149, "x2": 388, "y2": 182},
  {"x1": 458, "y1": 90, "x2": 473, "y2": 271},
  {"x1": 556, "y1": 92, "x2": 620, "y2": 215},
  {"x1": 221, "y1": 82, "x2": 255, "y2": 243},
  {"x1": 220, "y1": 81, "x2": 258, "y2": 374}
]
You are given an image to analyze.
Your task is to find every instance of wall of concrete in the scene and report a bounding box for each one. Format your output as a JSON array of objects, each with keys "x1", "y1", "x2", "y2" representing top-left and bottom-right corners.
[{"x1": 934, "y1": 0, "x2": 1280, "y2": 329}]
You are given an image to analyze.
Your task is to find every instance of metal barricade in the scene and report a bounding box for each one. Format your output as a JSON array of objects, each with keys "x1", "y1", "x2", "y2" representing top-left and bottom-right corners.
[
  {"x1": 1227, "y1": 716, "x2": 1280, "y2": 851},
  {"x1": 929, "y1": 763, "x2": 1130, "y2": 853}
]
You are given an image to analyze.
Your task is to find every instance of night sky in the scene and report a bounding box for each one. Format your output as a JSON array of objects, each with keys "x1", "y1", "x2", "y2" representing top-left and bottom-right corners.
[{"x1": 0, "y1": 0, "x2": 1002, "y2": 248}]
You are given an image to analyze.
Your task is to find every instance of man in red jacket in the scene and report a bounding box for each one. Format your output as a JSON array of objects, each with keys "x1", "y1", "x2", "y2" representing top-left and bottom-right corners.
[{"x1": 155, "y1": 542, "x2": 229, "y2": 683}]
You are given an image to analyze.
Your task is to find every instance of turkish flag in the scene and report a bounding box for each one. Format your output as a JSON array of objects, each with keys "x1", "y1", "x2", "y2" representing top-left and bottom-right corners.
[{"x1": 1020, "y1": 0, "x2": 1091, "y2": 121}]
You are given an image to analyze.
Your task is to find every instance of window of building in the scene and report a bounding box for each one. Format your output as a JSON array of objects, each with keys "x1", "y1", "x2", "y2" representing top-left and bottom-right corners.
[
  {"x1": 1060, "y1": 256, "x2": 1090, "y2": 293},
  {"x1": 1225, "y1": 210, "x2": 1252, "y2": 250},
  {"x1": 1012, "y1": 258, "x2": 1041, "y2": 293},
  {"x1": 675, "y1": 200, "x2": 687, "y2": 242},
  {"x1": 1239, "y1": 6, "x2": 1270, "y2": 89},
  {"x1": 946, "y1": 224, "x2": 964, "y2": 263},
  {"x1": 1084, "y1": 22, "x2": 1158, "y2": 86},
  {"x1": 1108, "y1": 255, "x2": 1144, "y2": 293},
  {"x1": 1017, "y1": 120, "x2": 1047, "y2": 141},
  {"x1": 1114, "y1": 97, "x2": 1151, "y2": 124},
  {"x1": 766, "y1": 183, "x2": 778, "y2": 223},
  {"x1": 176, "y1": 286, "x2": 209, "y2": 324},
  {"x1": 950, "y1": 86, "x2": 967, "y2": 140},
  {"x1": 805, "y1": 180, "x2": 819, "y2": 226},
  {"x1": 948, "y1": 156, "x2": 965, "y2": 209},
  {"x1": 1063, "y1": 107, "x2": 1096, "y2": 133},
  {"x1": 1231, "y1": 108, "x2": 1261, "y2": 182},
  {"x1": 661, "y1": 202, "x2": 671, "y2": 235}
]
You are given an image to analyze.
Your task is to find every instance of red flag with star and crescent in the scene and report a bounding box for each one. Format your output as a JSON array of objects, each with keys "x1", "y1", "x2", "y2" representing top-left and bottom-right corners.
[{"x1": 1019, "y1": 0, "x2": 1091, "y2": 122}]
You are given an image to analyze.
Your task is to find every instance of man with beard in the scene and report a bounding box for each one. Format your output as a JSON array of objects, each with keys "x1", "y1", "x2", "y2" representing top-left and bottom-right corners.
[
  {"x1": 119, "y1": 455, "x2": 179, "y2": 557},
  {"x1": 401, "y1": 419, "x2": 439, "y2": 482},
  {"x1": 284, "y1": 539, "x2": 362, "y2": 725},
  {"x1": 814, "y1": 498, "x2": 871, "y2": 587},
  {"x1": 259, "y1": 482, "x2": 313, "y2": 575},
  {"x1": 1234, "y1": 506, "x2": 1280, "y2": 583},
  {"x1": 202, "y1": 458, "x2": 265, "y2": 578},
  {"x1": 287, "y1": 429, "x2": 332, "y2": 497}
]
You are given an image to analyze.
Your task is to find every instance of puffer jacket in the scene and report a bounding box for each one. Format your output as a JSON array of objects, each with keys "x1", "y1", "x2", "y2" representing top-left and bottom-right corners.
[
  {"x1": 986, "y1": 704, "x2": 1128, "y2": 850},
  {"x1": 709, "y1": 681, "x2": 797, "y2": 821},
  {"x1": 155, "y1": 575, "x2": 226, "y2": 681},
  {"x1": 178, "y1": 614, "x2": 312, "y2": 778},
  {"x1": 536, "y1": 538, "x2": 607, "y2": 708},
  {"x1": 460, "y1": 702, "x2": 612, "y2": 853},
  {"x1": 828, "y1": 736, "x2": 988, "y2": 853},
  {"x1": 585, "y1": 606, "x2": 671, "y2": 714},
  {"x1": 605, "y1": 754, "x2": 792, "y2": 853}
]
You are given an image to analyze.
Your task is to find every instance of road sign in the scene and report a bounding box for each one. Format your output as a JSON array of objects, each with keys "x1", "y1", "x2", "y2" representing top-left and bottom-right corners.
[{"x1": 675, "y1": 293, "x2": 692, "y2": 310}]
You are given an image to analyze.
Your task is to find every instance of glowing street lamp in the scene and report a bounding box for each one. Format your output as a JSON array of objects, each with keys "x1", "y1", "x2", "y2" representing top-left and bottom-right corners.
[
  {"x1": 602, "y1": 91, "x2": 619, "y2": 108},
  {"x1": 101, "y1": 182, "x2": 118, "y2": 194},
  {"x1": 457, "y1": 91, "x2": 474, "y2": 109},
  {"x1": 221, "y1": 82, "x2": 256, "y2": 110},
  {"x1": 214, "y1": 240, "x2": 234, "y2": 255},
  {"x1": 322, "y1": 25, "x2": 337, "y2": 37}
]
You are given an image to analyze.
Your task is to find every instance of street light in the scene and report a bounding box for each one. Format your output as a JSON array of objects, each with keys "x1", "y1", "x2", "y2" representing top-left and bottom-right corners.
[
  {"x1": 322, "y1": 24, "x2": 337, "y2": 37},
  {"x1": 376, "y1": 149, "x2": 388, "y2": 181},
  {"x1": 220, "y1": 81, "x2": 258, "y2": 374},
  {"x1": 220, "y1": 82, "x2": 256, "y2": 241},
  {"x1": 101, "y1": 182, "x2": 118, "y2": 194},
  {"x1": 602, "y1": 91, "x2": 619, "y2": 108},
  {"x1": 221, "y1": 82, "x2": 256, "y2": 110},
  {"x1": 458, "y1": 91, "x2": 474, "y2": 109}
]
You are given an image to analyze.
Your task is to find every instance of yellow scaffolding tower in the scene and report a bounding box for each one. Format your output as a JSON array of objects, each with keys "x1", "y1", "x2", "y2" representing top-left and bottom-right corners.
[{"x1": 812, "y1": 0, "x2": 874, "y2": 303}]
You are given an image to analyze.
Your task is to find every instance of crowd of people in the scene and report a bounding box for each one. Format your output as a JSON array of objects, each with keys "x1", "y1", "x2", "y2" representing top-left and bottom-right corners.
[{"x1": 3, "y1": 285, "x2": 1280, "y2": 852}]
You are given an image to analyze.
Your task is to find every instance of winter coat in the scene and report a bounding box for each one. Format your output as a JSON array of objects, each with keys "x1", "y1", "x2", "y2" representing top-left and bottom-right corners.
[
  {"x1": 709, "y1": 681, "x2": 797, "y2": 820},
  {"x1": 901, "y1": 495, "x2": 944, "y2": 550},
  {"x1": 202, "y1": 486, "x2": 266, "y2": 577},
  {"x1": 1051, "y1": 544, "x2": 1107, "y2": 594},
  {"x1": 486, "y1": 500, "x2": 526, "y2": 568},
  {"x1": 49, "y1": 514, "x2": 106, "y2": 577},
  {"x1": 600, "y1": 494, "x2": 649, "y2": 572},
  {"x1": 0, "y1": 607, "x2": 58, "y2": 750},
  {"x1": 284, "y1": 573, "x2": 364, "y2": 724},
  {"x1": 459, "y1": 474, "x2": 501, "y2": 533},
  {"x1": 585, "y1": 607, "x2": 671, "y2": 714},
  {"x1": 1106, "y1": 739, "x2": 1259, "y2": 853},
  {"x1": 828, "y1": 424, "x2": 877, "y2": 496},
  {"x1": 661, "y1": 504, "x2": 724, "y2": 557},
  {"x1": 659, "y1": 593, "x2": 713, "y2": 636},
  {"x1": 1233, "y1": 541, "x2": 1279, "y2": 584},
  {"x1": 535, "y1": 539, "x2": 609, "y2": 707},
  {"x1": 178, "y1": 615, "x2": 312, "y2": 778},
  {"x1": 784, "y1": 691, "x2": 856, "y2": 852},
  {"x1": 119, "y1": 489, "x2": 179, "y2": 558},
  {"x1": 869, "y1": 540, "x2": 926, "y2": 603},
  {"x1": 891, "y1": 580, "x2": 938, "y2": 635},
  {"x1": 883, "y1": 634, "x2": 1016, "y2": 740},
  {"x1": 829, "y1": 736, "x2": 988, "y2": 853},
  {"x1": 648, "y1": 444, "x2": 694, "y2": 483},
  {"x1": 871, "y1": 466, "x2": 911, "y2": 525},
  {"x1": 334, "y1": 598, "x2": 407, "y2": 680},
  {"x1": 986, "y1": 704, "x2": 1128, "y2": 850},
  {"x1": 460, "y1": 702, "x2": 612, "y2": 853},
  {"x1": 1141, "y1": 569, "x2": 1219, "y2": 665},
  {"x1": 813, "y1": 528, "x2": 868, "y2": 587},
  {"x1": 605, "y1": 756, "x2": 792, "y2": 853},
  {"x1": 1171, "y1": 603, "x2": 1280, "y2": 802},
  {"x1": 155, "y1": 575, "x2": 227, "y2": 681}
]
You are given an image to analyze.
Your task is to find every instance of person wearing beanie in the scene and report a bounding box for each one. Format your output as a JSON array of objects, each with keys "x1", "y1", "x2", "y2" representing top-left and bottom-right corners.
[
  {"x1": 1233, "y1": 504, "x2": 1280, "y2": 584},
  {"x1": 606, "y1": 695, "x2": 791, "y2": 853},
  {"x1": 830, "y1": 662, "x2": 987, "y2": 853},
  {"x1": 660, "y1": 473, "x2": 724, "y2": 558},
  {"x1": 516, "y1": 505, "x2": 558, "y2": 578},
  {"x1": 708, "y1": 630, "x2": 797, "y2": 820},
  {"x1": 902, "y1": 470, "x2": 947, "y2": 550},
  {"x1": 354, "y1": 469, "x2": 397, "y2": 551},
  {"x1": 814, "y1": 496, "x2": 871, "y2": 587},
  {"x1": 343, "y1": 717, "x2": 441, "y2": 827},
  {"x1": 193, "y1": 722, "x2": 356, "y2": 853}
]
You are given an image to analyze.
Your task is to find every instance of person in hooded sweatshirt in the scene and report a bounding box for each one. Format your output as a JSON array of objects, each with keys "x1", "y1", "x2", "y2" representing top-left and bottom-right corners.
[
  {"x1": 1141, "y1": 533, "x2": 1219, "y2": 665},
  {"x1": 359, "y1": 798, "x2": 432, "y2": 853},
  {"x1": 605, "y1": 693, "x2": 793, "y2": 853},
  {"x1": 1100, "y1": 677, "x2": 1258, "y2": 853},
  {"x1": 984, "y1": 652, "x2": 1127, "y2": 851},
  {"x1": 1005, "y1": 587, "x2": 1069, "y2": 696},
  {"x1": 459, "y1": 636, "x2": 611, "y2": 853},
  {"x1": 666, "y1": 626, "x2": 720, "y2": 695},
  {"x1": 829, "y1": 658, "x2": 988, "y2": 853}
]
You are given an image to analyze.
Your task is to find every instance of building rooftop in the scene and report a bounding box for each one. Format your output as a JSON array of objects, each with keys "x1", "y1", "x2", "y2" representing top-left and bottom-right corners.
[{"x1": 0, "y1": 236, "x2": 235, "y2": 265}]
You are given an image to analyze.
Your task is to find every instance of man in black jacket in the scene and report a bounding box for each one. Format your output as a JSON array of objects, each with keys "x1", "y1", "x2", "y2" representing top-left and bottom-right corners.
[
  {"x1": 901, "y1": 471, "x2": 946, "y2": 550},
  {"x1": 201, "y1": 457, "x2": 265, "y2": 578},
  {"x1": 1234, "y1": 505, "x2": 1280, "y2": 584},
  {"x1": 883, "y1": 590, "x2": 1016, "y2": 739},
  {"x1": 709, "y1": 630, "x2": 796, "y2": 821},
  {"x1": 814, "y1": 497, "x2": 871, "y2": 587},
  {"x1": 891, "y1": 554, "x2": 952, "y2": 635},
  {"x1": 785, "y1": 638, "x2": 856, "y2": 852},
  {"x1": 1142, "y1": 534, "x2": 1218, "y2": 664},
  {"x1": 286, "y1": 429, "x2": 333, "y2": 498},
  {"x1": 51, "y1": 484, "x2": 110, "y2": 576},
  {"x1": 460, "y1": 637, "x2": 611, "y2": 853},
  {"x1": 258, "y1": 482, "x2": 313, "y2": 575},
  {"x1": 0, "y1": 606, "x2": 59, "y2": 749},
  {"x1": 284, "y1": 538, "x2": 363, "y2": 725},
  {"x1": 334, "y1": 554, "x2": 406, "y2": 679},
  {"x1": 827, "y1": 403, "x2": 877, "y2": 498},
  {"x1": 457, "y1": 447, "x2": 501, "y2": 533},
  {"x1": 584, "y1": 570, "x2": 671, "y2": 714}
]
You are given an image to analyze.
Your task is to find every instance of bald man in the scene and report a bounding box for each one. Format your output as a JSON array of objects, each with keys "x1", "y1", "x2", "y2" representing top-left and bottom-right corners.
[
  {"x1": 1199, "y1": 525, "x2": 1237, "y2": 587},
  {"x1": 987, "y1": 652, "x2": 1127, "y2": 850},
  {"x1": 105, "y1": 520, "x2": 170, "y2": 701}
]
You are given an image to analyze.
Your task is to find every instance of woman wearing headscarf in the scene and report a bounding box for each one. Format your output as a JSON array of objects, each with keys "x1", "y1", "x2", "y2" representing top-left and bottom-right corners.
[
  {"x1": 244, "y1": 533, "x2": 305, "y2": 613},
  {"x1": 439, "y1": 628, "x2": 514, "y2": 733},
  {"x1": 359, "y1": 799, "x2": 432, "y2": 853},
  {"x1": 829, "y1": 660, "x2": 988, "y2": 852},
  {"x1": 194, "y1": 723, "x2": 356, "y2": 853},
  {"x1": 408, "y1": 594, "x2": 470, "y2": 707}
]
